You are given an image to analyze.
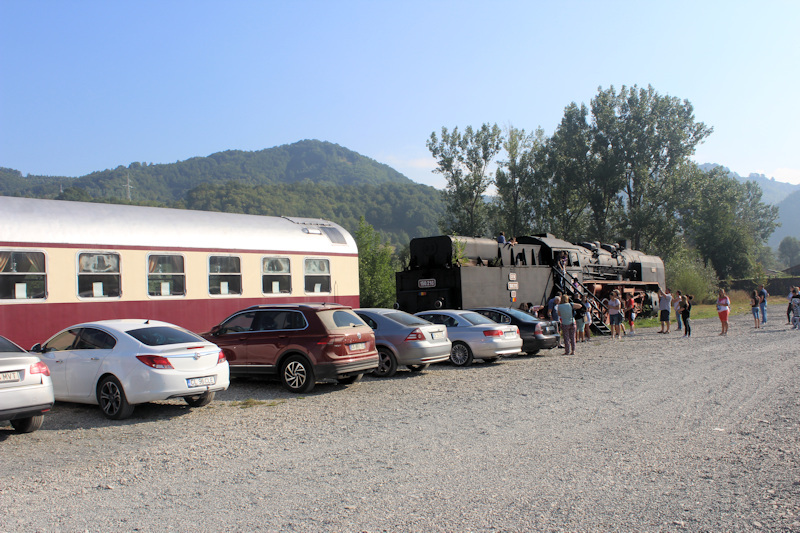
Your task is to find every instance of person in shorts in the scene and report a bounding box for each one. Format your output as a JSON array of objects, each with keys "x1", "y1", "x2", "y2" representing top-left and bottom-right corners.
[
  {"x1": 658, "y1": 288, "x2": 672, "y2": 334},
  {"x1": 607, "y1": 290, "x2": 623, "y2": 340},
  {"x1": 625, "y1": 292, "x2": 637, "y2": 336}
]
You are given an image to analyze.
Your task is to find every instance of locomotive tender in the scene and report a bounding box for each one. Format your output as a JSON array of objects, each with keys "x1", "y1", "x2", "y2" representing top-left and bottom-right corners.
[{"x1": 395, "y1": 234, "x2": 665, "y2": 316}]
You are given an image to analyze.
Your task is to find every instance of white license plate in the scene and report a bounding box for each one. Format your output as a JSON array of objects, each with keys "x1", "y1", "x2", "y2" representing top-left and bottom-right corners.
[
  {"x1": 431, "y1": 331, "x2": 444, "y2": 340},
  {"x1": 0, "y1": 371, "x2": 21, "y2": 383},
  {"x1": 187, "y1": 376, "x2": 216, "y2": 387},
  {"x1": 348, "y1": 342, "x2": 366, "y2": 351},
  {"x1": 504, "y1": 331, "x2": 516, "y2": 337}
]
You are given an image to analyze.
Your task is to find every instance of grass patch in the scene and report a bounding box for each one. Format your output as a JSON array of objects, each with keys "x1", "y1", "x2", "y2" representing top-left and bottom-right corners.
[
  {"x1": 229, "y1": 398, "x2": 286, "y2": 409},
  {"x1": 632, "y1": 301, "x2": 748, "y2": 330}
]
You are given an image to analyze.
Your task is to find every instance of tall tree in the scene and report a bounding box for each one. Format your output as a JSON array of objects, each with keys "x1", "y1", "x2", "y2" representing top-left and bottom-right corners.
[
  {"x1": 778, "y1": 236, "x2": 800, "y2": 267},
  {"x1": 492, "y1": 126, "x2": 545, "y2": 239},
  {"x1": 591, "y1": 85, "x2": 713, "y2": 250},
  {"x1": 427, "y1": 124, "x2": 503, "y2": 236}
]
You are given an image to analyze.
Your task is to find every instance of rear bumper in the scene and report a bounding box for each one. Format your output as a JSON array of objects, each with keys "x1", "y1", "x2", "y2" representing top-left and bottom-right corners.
[
  {"x1": 0, "y1": 402, "x2": 53, "y2": 421},
  {"x1": 315, "y1": 354, "x2": 379, "y2": 380}
]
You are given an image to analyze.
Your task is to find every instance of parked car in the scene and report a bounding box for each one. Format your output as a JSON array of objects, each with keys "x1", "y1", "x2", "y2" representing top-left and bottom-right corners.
[
  {"x1": 31, "y1": 319, "x2": 229, "y2": 420},
  {"x1": 469, "y1": 307, "x2": 559, "y2": 354},
  {"x1": 0, "y1": 334, "x2": 54, "y2": 433},
  {"x1": 355, "y1": 308, "x2": 451, "y2": 377},
  {"x1": 413, "y1": 310, "x2": 522, "y2": 366},
  {"x1": 203, "y1": 303, "x2": 378, "y2": 393}
]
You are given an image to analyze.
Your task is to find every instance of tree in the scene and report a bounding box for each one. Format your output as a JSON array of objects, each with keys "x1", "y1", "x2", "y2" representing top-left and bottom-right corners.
[
  {"x1": 590, "y1": 85, "x2": 713, "y2": 251},
  {"x1": 427, "y1": 124, "x2": 503, "y2": 236},
  {"x1": 778, "y1": 236, "x2": 800, "y2": 267},
  {"x1": 354, "y1": 217, "x2": 397, "y2": 308},
  {"x1": 492, "y1": 126, "x2": 545, "y2": 239}
]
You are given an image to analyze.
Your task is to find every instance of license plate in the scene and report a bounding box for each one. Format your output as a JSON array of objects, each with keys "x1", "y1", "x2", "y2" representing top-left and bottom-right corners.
[
  {"x1": 431, "y1": 331, "x2": 444, "y2": 340},
  {"x1": 348, "y1": 342, "x2": 366, "y2": 351},
  {"x1": 0, "y1": 371, "x2": 21, "y2": 383},
  {"x1": 504, "y1": 331, "x2": 516, "y2": 337},
  {"x1": 187, "y1": 376, "x2": 216, "y2": 387}
]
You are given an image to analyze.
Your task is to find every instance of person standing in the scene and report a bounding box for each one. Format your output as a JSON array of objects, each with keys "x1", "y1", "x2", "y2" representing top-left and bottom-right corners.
[
  {"x1": 758, "y1": 284, "x2": 769, "y2": 326},
  {"x1": 658, "y1": 288, "x2": 672, "y2": 334},
  {"x1": 497, "y1": 232, "x2": 506, "y2": 244},
  {"x1": 750, "y1": 290, "x2": 761, "y2": 329},
  {"x1": 557, "y1": 294, "x2": 582, "y2": 355},
  {"x1": 582, "y1": 295, "x2": 594, "y2": 342},
  {"x1": 717, "y1": 288, "x2": 731, "y2": 335},
  {"x1": 680, "y1": 294, "x2": 693, "y2": 338},
  {"x1": 607, "y1": 290, "x2": 623, "y2": 340},
  {"x1": 790, "y1": 287, "x2": 800, "y2": 329},
  {"x1": 625, "y1": 292, "x2": 637, "y2": 336},
  {"x1": 674, "y1": 290, "x2": 683, "y2": 331}
]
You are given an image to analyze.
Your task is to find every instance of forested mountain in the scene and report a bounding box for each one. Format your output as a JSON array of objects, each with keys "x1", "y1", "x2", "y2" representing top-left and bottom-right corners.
[
  {"x1": 770, "y1": 189, "x2": 800, "y2": 250},
  {"x1": 700, "y1": 163, "x2": 800, "y2": 206},
  {"x1": 0, "y1": 140, "x2": 443, "y2": 245}
]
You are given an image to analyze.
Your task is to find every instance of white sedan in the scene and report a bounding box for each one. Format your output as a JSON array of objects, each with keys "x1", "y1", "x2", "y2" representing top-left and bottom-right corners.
[
  {"x1": 414, "y1": 310, "x2": 522, "y2": 366},
  {"x1": 0, "y1": 334, "x2": 54, "y2": 433},
  {"x1": 32, "y1": 319, "x2": 229, "y2": 420}
]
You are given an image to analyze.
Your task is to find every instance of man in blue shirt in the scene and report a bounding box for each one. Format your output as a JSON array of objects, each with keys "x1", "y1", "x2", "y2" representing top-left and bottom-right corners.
[{"x1": 758, "y1": 284, "x2": 769, "y2": 325}]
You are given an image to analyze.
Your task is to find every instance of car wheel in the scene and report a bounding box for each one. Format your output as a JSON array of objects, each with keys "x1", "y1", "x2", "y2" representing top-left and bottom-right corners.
[
  {"x1": 373, "y1": 347, "x2": 398, "y2": 378},
  {"x1": 97, "y1": 376, "x2": 135, "y2": 420},
  {"x1": 10, "y1": 415, "x2": 44, "y2": 433},
  {"x1": 184, "y1": 391, "x2": 215, "y2": 407},
  {"x1": 407, "y1": 364, "x2": 429, "y2": 372},
  {"x1": 281, "y1": 354, "x2": 315, "y2": 393},
  {"x1": 338, "y1": 373, "x2": 363, "y2": 385},
  {"x1": 450, "y1": 342, "x2": 473, "y2": 366}
]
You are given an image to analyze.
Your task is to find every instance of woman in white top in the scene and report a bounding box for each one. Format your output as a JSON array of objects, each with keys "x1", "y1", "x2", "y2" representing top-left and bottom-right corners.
[{"x1": 607, "y1": 290, "x2": 623, "y2": 340}]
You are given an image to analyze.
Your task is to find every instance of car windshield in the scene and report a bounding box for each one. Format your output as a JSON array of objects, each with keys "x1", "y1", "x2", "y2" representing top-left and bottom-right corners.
[
  {"x1": 500, "y1": 308, "x2": 540, "y2": 322},
  {"x1": 385, "y1": 311, "x2": 430, "y2": 327},
  {"x1": 0, "y1": 335, "x2": 25, "y2": 353},
  {"x1": 127, "y1": 326, "x2": 206, "y2": 346},
  {"x1": 459, "y1": 312, "x2": 496, "y2": 326}
]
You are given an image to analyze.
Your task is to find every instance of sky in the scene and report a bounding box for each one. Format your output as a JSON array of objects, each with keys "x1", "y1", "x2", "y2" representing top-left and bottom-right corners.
[{"x1": 2, "y1": 1, "x2": 799, "y2": 190}]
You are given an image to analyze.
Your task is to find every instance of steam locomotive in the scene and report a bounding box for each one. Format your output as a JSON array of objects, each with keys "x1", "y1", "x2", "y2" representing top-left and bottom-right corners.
[{"x1": 395, "y1": 234, "x2": 665, "y2": 319}]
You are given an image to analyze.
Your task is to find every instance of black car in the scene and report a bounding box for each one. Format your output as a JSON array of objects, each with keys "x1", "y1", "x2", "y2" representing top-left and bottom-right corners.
[{"x1": 469, "y1": 307, "x2": 559, "y2": 354}]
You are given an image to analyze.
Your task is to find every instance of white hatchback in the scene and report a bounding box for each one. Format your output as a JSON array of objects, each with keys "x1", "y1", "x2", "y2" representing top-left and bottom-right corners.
[{"x1": 32, "y1": 319, "x2": 229, "y2": 420}]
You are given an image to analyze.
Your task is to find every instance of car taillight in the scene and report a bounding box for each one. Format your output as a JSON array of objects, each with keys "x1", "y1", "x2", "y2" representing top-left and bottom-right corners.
[
  {"x1": 404, "y1": 328, "x2": 425, "y2": 342},
  {"x1": 217, "y1": 350, "x2": 226, "y2": 364},
  {"x1": 30, "y1": 361, "x2": 50, "y2": 376},
  {"x1": 483, "y1": 329, "x2": 504, "y2": 337},
  {"x1": 136, "y1": 355, "x2": 174, "y2": 369}
]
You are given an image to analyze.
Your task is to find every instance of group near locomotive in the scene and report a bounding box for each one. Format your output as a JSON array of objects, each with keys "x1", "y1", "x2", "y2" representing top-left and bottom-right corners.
[
  {"x1": 0, "y1": 197, "x2": 359, "y2": 349},
  {"x1": 395, "y1": 234, "x2": 666, "y2": 331}
]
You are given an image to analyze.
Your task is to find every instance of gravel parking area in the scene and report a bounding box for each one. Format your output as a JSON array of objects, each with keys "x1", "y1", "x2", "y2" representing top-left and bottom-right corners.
[{"x1": 2, "y1": 307, "x2": 799, "y2": 532}]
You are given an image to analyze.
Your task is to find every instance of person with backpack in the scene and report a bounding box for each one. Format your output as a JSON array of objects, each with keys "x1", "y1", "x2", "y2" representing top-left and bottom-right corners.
[{"x1": 790, "y1": 287, "x2": 800, "y2": 330}]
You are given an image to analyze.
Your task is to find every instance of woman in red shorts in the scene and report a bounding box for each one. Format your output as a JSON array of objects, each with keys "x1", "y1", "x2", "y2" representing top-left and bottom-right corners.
[{"x1": 717, "y1": 288, "x2": 731, "y2": 336}]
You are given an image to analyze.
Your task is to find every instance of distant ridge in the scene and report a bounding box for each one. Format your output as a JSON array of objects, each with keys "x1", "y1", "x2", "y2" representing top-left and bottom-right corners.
[{"x1": 699, "y1": 163, "x2": 800, "y2": 206}]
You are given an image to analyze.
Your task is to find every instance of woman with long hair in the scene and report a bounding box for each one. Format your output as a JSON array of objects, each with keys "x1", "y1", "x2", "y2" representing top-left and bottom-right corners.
[
  {"x1": 717, "y1": 288, "x2": 731, "y2": 335},
  {"x1": 750, "y1": 289, "x2": 761, "y2": 329}
]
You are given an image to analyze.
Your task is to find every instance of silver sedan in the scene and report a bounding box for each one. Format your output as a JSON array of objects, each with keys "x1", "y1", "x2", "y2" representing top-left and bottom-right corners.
[
  {"x1": 0, "y1": 334, "x2": 54, "y2": 433},
  {"x1": 414, "y1": 310, "x2": 522, "y2": 366},
  {"x1": 356, "y1": 309, "x2": 451, "y2": 377}
]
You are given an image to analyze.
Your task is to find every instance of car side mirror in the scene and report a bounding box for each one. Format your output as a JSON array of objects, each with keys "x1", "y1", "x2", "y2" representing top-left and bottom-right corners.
[
  {"x1": 210, "y1": 325, "x2": 222, "y2": 336},
  {"x1": 30, "y1": 343, "x2": 42, "y2": 353}
]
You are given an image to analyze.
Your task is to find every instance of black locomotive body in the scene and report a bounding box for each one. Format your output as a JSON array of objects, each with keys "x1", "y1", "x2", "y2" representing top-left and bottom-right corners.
[{"x1": 395, "y1": 234, "x2": 665, "y2": 315}]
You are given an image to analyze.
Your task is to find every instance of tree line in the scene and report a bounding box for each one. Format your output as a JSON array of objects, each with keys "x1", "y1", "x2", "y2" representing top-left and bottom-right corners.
[{"x1": 427, "y1": 84, "x2": 779, "y2": 286}]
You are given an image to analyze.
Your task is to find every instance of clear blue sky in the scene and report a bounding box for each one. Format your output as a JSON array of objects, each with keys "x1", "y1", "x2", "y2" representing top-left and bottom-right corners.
[{"x1": 2, "y1": 0, "x2": 799, "y2": 188}]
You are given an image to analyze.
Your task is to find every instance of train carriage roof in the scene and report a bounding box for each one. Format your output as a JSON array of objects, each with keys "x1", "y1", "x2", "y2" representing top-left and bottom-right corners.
[{"x1": 0, "y1": 197, "x2": 357, "y2": 254}]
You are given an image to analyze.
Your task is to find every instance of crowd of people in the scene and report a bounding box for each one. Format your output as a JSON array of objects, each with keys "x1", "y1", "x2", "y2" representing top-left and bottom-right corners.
[{"x1": 533, "y1": 282, "x2": 800, "y2": 356}]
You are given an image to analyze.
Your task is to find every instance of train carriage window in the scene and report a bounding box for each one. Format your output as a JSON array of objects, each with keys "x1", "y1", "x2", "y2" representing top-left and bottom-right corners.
[
  {"x1": 262, "y1": 257, "x2": 291, "y2": 294},
  {"x1": 0, "y1": 250, "x2": 46, "y2": 300},
  {"x1": 304, "y1": 258, "x2": 331, "y2": 293},
  {"x1": 78, "y1": 252, "x2": 121, "y2": 298},
  {"x1": 209, "y1": 256, "x2": 242, "y2": 296},
  {"x1": 148, "y1": 254, "x2": 186, "y2": 297}
]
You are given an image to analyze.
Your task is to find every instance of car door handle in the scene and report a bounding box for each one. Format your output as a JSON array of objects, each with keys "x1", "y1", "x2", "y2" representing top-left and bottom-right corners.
[{"x1": 90, "y1": 357, "x2": 100, "y2": 361}]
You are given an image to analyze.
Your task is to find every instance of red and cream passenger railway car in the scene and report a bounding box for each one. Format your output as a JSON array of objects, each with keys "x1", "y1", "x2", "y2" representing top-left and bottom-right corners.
[{"x1": 0, "y1": 197, "x2": 360, "y2": 349}]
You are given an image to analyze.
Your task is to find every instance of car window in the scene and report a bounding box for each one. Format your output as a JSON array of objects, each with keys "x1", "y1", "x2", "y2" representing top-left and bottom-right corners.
[
  {"x1": 501, "y1": 308, "x2": 539, "y2": 323},
  {"x1": 127, "y1": 326, "x2": 205, "y2": 346},
  {"x1": 74, "y1": 328, "x2": 117, "y2": 350},
  {"x1": 0, "y1": 335, "x2": 25, "y2": 353},
  {"x1": 219, "y1": 312, "x2": 256, "y2": 334},
  {"x1": 356, "y1": 313, "x2": 378, "y2": 330},
  {"x1": 43, "y1": 329, "x2": 81, "y2": 352},
  {"x1": 421, "y1": 314, "x2": 457, "y2": 327},
  {"x1": 385, "y1": 312, "x2": 430, "y2": 327},
  {"x1": 254, "y1": 310, "x2": 307, "y2": 331},
  {"x1": 318, "y1": 309, "x2": 367, "y2": 330},
  {"x1": 459, "y1": 312, "x2": 496, "y2": 326}
]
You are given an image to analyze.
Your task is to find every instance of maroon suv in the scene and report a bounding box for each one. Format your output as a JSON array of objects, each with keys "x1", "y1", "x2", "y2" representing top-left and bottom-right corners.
[{"x1": 202, "y1": 304, "x2": 378, "y2": 393}]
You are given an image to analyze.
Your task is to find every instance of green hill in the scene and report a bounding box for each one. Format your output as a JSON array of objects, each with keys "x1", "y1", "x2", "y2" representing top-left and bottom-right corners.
[{"x1": 0, "y1": 140, "x2": 441, "y2": 245}]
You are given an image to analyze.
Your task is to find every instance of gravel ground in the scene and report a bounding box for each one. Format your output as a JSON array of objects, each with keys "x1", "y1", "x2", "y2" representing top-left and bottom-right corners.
[{"x1": 2, "y1": 307, "x2": 799, "y2": 532}]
